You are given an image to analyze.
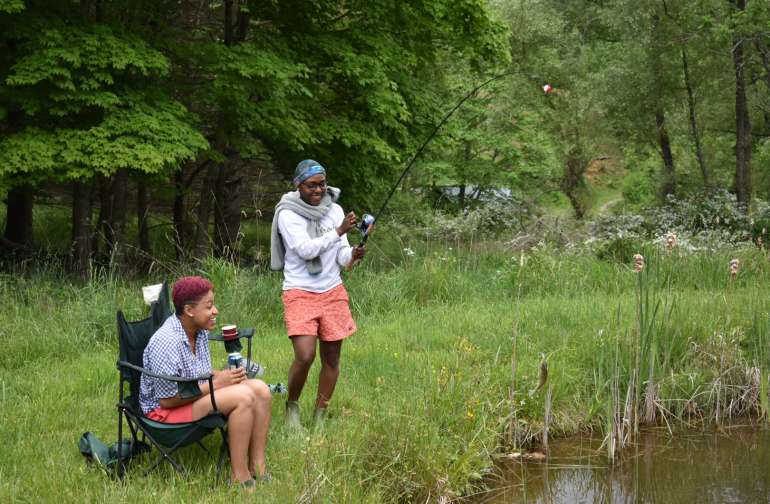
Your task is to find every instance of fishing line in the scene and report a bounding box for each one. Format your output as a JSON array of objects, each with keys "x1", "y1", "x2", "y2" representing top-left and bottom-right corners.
[{"x1": 356, "y1": 70, "x2": 522, "y2": 246}]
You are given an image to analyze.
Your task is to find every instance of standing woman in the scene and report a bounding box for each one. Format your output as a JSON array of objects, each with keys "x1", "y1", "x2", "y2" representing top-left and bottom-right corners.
[{"x1": 270, "y1": 159, "x2": 367, "y2": 428}]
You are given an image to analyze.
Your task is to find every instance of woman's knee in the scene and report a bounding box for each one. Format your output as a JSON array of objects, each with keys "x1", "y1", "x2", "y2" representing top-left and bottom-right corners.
[
  {"x1": 319, "y1": 340, "x2": 342, "y2": 369},
  {"x1": 320, "y1": 352, "x2": 340, "y2": 369},
  {"x1": 294, "y1": 348, "x2": 316, "y2": 367},
  {"x1": 246, "y1": 379, "x2": 272, "y2": 403},
  {"x1": 232, "y1": 383, "x2": 256, "y2": 407}
]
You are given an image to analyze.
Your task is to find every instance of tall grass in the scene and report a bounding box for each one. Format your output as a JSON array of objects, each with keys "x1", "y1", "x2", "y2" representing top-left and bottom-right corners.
[{"x1": 1, "y1": 237, "x2": 769, "y2": 501}]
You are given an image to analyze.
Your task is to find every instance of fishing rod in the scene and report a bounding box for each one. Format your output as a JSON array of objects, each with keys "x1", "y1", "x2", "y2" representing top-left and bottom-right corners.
[{"x1": 354, "y1": 70, "x2": 522, "y2": 246}]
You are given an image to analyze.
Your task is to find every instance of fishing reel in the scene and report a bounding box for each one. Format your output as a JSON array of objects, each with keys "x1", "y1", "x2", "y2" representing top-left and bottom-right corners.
[{"x1": 357, "y1": 213, "x2": 375, "y2": 237}]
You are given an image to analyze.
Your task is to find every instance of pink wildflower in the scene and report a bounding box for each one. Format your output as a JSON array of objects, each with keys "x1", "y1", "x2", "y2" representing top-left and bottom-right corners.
[{"x1": 665, "y1": 232, "x2": 676, "y2": 253}]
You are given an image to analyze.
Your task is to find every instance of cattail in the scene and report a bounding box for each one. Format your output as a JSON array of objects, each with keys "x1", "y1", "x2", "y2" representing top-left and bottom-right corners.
[
  {"x1": 665, "y1": 232, "x2": 676, "y2": 253},
  {"x1": 633, "y1": 253, "x2": 645, "y2": 273},
  {"x1": 729, "y1": 258, "x2": 740, "y2": 279}
]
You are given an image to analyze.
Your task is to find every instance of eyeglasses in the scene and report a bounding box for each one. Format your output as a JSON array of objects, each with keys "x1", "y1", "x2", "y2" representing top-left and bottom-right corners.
[{"x1": 301, "y1": 181, "x2": 328, "y2": 191}]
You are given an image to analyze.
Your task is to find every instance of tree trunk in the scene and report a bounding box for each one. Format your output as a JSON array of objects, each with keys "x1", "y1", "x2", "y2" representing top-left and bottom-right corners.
[
  {"x1": 222, "y1": 174, "x2": 243, "y2": 257},
  {"x1": 137, "y1": 178, "x2": 150, "y2": 256},
  {"x1": 213, "y1": 162, "x2": 229, "y2": 257},
  {"x1": 561, "y1": 144, "x2": 586, "y2": 220},
  {"x1": 94, "y1": 174, "x2": 114, "y2": 260},
  {"x1": 236, "y1": 0, "x2": 249, "y2": 42},
  {"x1": 109, "y1": 168, "x2": 129, "y2": 263},
  {"x1": 173, "y1": 169, "x2": 186, "y2": 261},
  {"x1": 224, "y1": 0, "x2": 234, "y2": 46},
  {"x1": 681, "y1": 47, "x2": 710, "y2": 189},
  {"x1": 4, "y1": 184, "x2": 34, "y2": 246},
  {"x1": 651, "y1": 12, "x2": 675, "y2": 199},
  {"x1": 459, "y1": 140, "x2": 471, "y2": 211},
  {"x1": 655, "y1": 109, "x2": 676, "y2": 198},
  {"x1": 732, "y1": 0, "x2": 752, "y2": 208},
  {"x1": 137, "y1": 177, "x2": 150, "y2": 257},
  {"x1": 208, "y1": 0, "x2": 248, "y2": 260},
  {"x1": 212, "y1": 156, "x2": 244, "y2": 260},
  {"x1": 194, "y1": 163, "x2": 219, "y2": 259},
  {"x1": 71, "y1": 181, "x2": 92, "y2": 278}
]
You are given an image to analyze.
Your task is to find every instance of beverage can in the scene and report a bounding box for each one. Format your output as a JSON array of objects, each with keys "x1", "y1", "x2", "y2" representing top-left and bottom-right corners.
[{"x1": 227, "y1": 352, "x2": 242, "y2": 369}]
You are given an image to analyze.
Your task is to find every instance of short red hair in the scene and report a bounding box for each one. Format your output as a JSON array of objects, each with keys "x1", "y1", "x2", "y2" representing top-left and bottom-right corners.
[{"x1": 172, "y1": 276, "x2": 214, "y2": 315}]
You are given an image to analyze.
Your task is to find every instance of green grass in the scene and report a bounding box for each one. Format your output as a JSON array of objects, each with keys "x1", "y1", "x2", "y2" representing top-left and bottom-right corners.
[{"x1": 1, "y1": 241, "x2": 769, "y2": 502}]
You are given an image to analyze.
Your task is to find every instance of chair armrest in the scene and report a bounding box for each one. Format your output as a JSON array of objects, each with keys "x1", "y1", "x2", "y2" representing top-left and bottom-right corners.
[
  {"x1": 117, "y1": 360, "x2": 212, "y2": 383},
  {"x1": 116, "y1": 360, "x2": 218, "y2": 403}
]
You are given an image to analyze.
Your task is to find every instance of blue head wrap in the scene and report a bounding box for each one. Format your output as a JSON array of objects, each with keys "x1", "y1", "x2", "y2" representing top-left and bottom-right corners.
[{"x1": 293, "y1": 159, "x2": 326, "y2": 186}]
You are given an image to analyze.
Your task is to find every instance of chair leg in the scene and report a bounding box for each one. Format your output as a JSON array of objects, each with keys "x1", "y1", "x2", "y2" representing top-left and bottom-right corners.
[
  {"x1": 117, "y1": 408, "x2": 125, "y2": 480},
  {"x1": 123, "y1": 412, "x2": 226, "y2": 479},
  {"x1": 143, "y1": 447, "x2": 185, "y2": 476},
  {"x1": 196, "y1": 440, "x2": 212, "y2": 457},
  {"x1": 126, "y1": 416, "x2": 139, "y2": 441},
  {"x1": 141, "y1": 425, "x2": 203, "y2": 477}
]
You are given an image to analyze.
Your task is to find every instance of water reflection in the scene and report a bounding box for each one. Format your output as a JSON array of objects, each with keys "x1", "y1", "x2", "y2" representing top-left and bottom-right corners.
[{"x1": 480, "y1": 428, "x2": 770, "y2": 503}]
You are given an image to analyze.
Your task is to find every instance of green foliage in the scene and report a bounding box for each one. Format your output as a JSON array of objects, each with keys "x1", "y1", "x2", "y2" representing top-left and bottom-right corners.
[
  {"x1": 0, "y1": 20, "x2": 206, "y2": 183},
  {"x1": 594, "y1": 236, "x2": 646, "y2": 264},
  {"x1": 2, "y1": 0, "x2": 770, "y2": 266},
  {"x1": 260, "y1": 0, "x2": 510, "y2": 201},
  {"x1": 6, "y1": 25, "x2": 168, "y2": 107},
  {"x1": 0, "y1": 97, "x2": 207, "y2": 180},
  {"x1": 0, "y1": 0, "x2": 23, "y2": 13},
  {"x1": 621, "y1": 149, "x2": 659, "y2": 207},
  {"x1": 622, "y1": 169, "x2": 657, "y2": 207}
]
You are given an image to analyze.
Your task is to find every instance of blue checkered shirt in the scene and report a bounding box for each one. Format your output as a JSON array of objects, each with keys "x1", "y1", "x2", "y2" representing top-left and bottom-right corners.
[{"x1": 139, "y1": 315, "x2": 212, "y2": 414}]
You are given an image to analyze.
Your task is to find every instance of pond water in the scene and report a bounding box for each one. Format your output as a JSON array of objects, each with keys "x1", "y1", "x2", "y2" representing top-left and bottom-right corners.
[{"x1": 478, "y1": 427, "x2": 770, "y2": 503}]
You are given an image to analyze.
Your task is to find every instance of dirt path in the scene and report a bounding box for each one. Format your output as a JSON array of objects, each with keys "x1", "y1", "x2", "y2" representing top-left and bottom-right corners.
[{"x1": 597, "y1": 197, "x2": 622, "y2": 216}]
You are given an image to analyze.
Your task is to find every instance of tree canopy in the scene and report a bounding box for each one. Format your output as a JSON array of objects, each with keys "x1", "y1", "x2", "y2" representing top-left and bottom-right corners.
[{"x1": 1, "y1": 0, "x2": 769, "y2": 270}]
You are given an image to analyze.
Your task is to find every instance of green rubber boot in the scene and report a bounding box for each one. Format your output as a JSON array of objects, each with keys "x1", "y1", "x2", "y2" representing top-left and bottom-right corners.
[{"x1": 285, "y1": 401, "x2": 301, "y2": 429}]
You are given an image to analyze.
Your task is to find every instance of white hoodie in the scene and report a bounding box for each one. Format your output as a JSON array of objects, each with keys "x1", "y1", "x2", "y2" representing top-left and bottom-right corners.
[{"x1": 277, "y1": 204, "x2": 354, "y2": 292}]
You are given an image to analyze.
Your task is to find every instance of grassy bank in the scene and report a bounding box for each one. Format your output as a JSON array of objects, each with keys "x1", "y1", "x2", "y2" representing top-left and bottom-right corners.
[{"x1": 1, "y1": 240, "x2": 769, "y2": 502}]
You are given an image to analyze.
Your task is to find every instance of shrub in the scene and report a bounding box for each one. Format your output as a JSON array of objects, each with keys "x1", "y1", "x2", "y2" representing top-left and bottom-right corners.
[
  {"x1": 621, "y1": 168, "x2": 657, "y2": 208},
  {"x1": 422, "y1": 196, "x2": 535, "y2": 241},
  {"x1": 590, "y1": 190, "x2": 766, "y2": 250}
]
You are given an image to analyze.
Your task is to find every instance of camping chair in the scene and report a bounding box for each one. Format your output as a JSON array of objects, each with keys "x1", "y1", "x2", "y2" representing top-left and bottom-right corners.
[{"x1": 115, "y1": 283, "x2": 228, "y2": 479}]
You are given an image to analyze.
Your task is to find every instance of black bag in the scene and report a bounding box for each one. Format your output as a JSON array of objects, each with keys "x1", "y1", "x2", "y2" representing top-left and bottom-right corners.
[{"x1": 79, "y1": 431, "x2": 149, "y2": 472}]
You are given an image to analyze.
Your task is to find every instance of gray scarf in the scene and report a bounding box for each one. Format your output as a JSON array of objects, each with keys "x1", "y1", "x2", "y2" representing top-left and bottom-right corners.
[{"x1": 270, "y1": 187, "x2": 341, "y2": 274}]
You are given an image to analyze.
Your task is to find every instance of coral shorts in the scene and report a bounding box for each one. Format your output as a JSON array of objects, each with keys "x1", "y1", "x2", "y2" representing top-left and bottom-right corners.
[
  {"x1": 282, "y1": 284, "x2": 357, "y2": 341},
  {"x1": 145, "y1": 403, "x2": 194, "y2": 423}
]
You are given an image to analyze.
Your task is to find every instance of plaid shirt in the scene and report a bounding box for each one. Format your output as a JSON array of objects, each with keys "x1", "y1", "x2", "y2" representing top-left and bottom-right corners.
[{"x1": 139, "y1": 315, "x2": 212, "y2": 414}]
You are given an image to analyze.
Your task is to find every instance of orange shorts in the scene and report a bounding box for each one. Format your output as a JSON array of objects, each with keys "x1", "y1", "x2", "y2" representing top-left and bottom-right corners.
[
  {"x1": 282, "y1": 284, "x2": 357, "y2": 341},
  {"x1": 145, "y1": 403, "x2": 194, "y2": 423}
]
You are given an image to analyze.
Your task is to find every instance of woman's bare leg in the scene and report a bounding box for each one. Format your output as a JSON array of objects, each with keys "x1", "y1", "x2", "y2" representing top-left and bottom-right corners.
[
  {"x1": 287, "y1": 335, "x2": 317, "y2": 401},
  {"x1": 243, "y1": 379, "x2": 272, "y2": 477},
  {"x1": 191, "y1": 384, "x2": 255, "y2": 483},
  {"x1": 316, "y1": 340, "x2": 342, "y2": 409}
]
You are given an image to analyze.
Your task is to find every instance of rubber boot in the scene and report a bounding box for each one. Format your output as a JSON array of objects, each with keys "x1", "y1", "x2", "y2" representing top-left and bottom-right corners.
[
  {"x1": 285, "y1": 400, "x2": 301, "y2": 429},
  {"x1": 313, "y1": 407, "x2": 327, "y2": 430}
]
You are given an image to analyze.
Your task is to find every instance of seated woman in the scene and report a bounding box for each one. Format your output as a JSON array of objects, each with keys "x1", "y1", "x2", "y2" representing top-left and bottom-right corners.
[{"x1": 139, "y1": 276, "x2": 271, "y2": 487}]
